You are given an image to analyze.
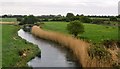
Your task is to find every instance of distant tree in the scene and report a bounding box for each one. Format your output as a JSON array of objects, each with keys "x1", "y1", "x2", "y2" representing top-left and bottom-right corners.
[
  {"x1": 80, "y1": 16, "x2": 92, "y2": 23},
  {"x1": 66, "y1": 13, "x2": 74, "y2": 18},
  {"x1": 110, "y1": 16, "x2": 117, "y2": 21},
  {"x1": 2, "y1": 15, "x2": 8, "y2": 18},
  {"x1": 76, "y1": 14, "x2": 80, "y2": 16},
  {"x1": 67, "y1": 20, "x2": 84, "y2": 37},
  {"x1": 117, "y1": 15, "x2": 120, "y2": 18},
  {"x1": 66, "y1": 13, "x2": 74, "y2": 22},
  {"x1": 17, "y1": 17, "x2": 23, "y2": 22},
  {"x1": 92, "y1": 19, "x2": 104, "y2": 24},
  {"x1": 20, "y1": 15, "x2": 38, "y2": 25}
]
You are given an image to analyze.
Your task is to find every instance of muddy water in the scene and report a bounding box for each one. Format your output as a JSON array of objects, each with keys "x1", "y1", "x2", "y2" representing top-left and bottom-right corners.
[{"x1": 18, "y1": 29, "x2": 80, "y2": 68}]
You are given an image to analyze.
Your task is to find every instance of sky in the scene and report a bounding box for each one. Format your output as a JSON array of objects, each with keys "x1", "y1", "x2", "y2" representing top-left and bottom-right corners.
[{"x1": 0, "y1": 0, "x2": 120, "y2": 16}]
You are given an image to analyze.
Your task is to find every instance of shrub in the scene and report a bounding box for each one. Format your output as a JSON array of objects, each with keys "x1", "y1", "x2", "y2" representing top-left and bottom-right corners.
[
  {"x1": 92, "y1": 19, "x2": 104, "y2": 24},
  {"x1": 80, "y1": 16, "x2": 92, "y2": 23},
  {"x1": 110, "y1": 16, "x2": 117, "y2": 21}
]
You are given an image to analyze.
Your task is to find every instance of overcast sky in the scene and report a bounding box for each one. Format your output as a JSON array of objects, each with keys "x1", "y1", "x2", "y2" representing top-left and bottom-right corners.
[{"x1": 0, "y1": 0, "x2": 120, "y2": 16}]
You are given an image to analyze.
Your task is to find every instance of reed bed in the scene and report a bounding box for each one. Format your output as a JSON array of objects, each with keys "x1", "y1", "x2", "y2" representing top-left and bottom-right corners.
[{"x1": 31, "y1": 26, "x2": 111, "y2": 67}]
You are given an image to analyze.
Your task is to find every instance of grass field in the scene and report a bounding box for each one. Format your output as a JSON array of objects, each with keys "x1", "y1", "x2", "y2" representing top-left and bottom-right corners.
[
  {"x1": 42, "y1": 22, "x2": 118, "y2": 43},
  {"x1": 0, "y1": 18, "x2": 17, "y2": 22},
  {"x1": 2, "y1": 25, "x2": 40, "y2": 67}
]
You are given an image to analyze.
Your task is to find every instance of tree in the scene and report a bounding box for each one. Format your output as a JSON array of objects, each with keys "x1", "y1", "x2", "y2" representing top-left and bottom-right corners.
[
  {"x1": 67, "y1": 20, "x2": 84, "y2": 37},
  {"x1": 110, "y1": 16, "x2": 117, "y2": 21},
  {"x1": 66, "y1": 13, "x2": 74, "y2": 18},
  {"x1": 20, "y1": 15, "x2": 38, "y2": 25},
  {"x1": 17, "y1": 17, "x2": 23, "y2": 22},
  {"x1": 66, "y1": 13, "x2": 74, "y2": 22}
]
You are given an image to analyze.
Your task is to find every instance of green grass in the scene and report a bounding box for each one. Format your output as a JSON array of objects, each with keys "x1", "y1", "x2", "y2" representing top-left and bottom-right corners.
[
  {"x1": 0, "y1": 18, "x2": 17, "y2": 22},
  {"x1": 2, "y1": 25, "x2": 40, "y2": 67},
  {"x1": 42, "y1": 22, "x2": 118, "y2": 43},
  {"x1": 0, "y1": 24, "x2": 2, "y2": 68}
]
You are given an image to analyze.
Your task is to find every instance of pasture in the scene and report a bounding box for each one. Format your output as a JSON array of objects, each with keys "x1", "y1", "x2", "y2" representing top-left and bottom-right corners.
[
  {"x1": 0, "y1": 18, "x2": 17, "y2": 24},
  {"x1": 0, "y1": 18, "x2": 17, "y2": 22},
  {"x1": 42, "y1": 22, "x2": 118, "y2": 43}
]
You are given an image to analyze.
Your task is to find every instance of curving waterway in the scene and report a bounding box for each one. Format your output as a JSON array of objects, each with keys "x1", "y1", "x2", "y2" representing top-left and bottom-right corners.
[{"x1": 18, "y1": 29, "x2": 80, "y2": 68}]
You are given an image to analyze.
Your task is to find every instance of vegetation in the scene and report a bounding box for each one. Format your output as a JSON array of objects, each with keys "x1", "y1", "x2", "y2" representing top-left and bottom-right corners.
[
  {"x1": 1, "y1": 15, "x2": 119, "y2": 67},
  {"x1": 19, "y1": 15, "x2": 38, "y2": 25},
  {"x1": 88, "y1": 44, "x2": 111, "y2": 59},
  {"x1": 32, "y1": 26, "x2": 89, "y2": 67},
  {"x1": 2, "y1": 25, "x2": 40, "y2": 67},
  {"x1": 80, "y1": 16, "x2": 92, "y2": 23},
  {"x1": 32, "y1": 25, "x2": 119, "y2": 67},
  {"x1": 110, "y1": 16, "x2": 117, "y2": 21},
  {"x1": 0, "y1": 18, "x2": 17, "y2": 22},
  {"x1": 66, "y1": 13, "x2": 75, "y2": 22},
  {"x1": 41, "y1": 22, "x2": 118, "y2": 43},
  {"x1": 0, "y1": 24, "x2": 1, "y2": 68},
  {"x1": 67, "y1": 20, "x2": 84, "y2": 37}
]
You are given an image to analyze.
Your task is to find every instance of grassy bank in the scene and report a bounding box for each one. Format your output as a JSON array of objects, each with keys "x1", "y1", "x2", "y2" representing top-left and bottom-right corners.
[
  {"x1": 0, "y1": 24, "x2": 2, "y2": 68},
  {"x1": 2, "y1": 25, "x2": 40, "y2": 67},
  {"x1": 42, "y1": 22, "x2": 118, "y2": 43}
]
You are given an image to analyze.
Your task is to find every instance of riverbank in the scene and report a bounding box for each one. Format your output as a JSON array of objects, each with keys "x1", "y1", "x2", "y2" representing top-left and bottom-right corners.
[
  {"x1": 32, "y1": 26, "x2": 120, "y2": 67},
  {"x1": 32, "y1": 26, "x2": 90, "y2": 67},
  {"x1": 2, "y1": 25, "x2": 40, "y2": 67}
]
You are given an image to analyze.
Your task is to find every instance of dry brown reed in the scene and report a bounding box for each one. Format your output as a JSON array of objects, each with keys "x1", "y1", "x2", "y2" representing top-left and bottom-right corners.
[{"x1": 31, "y1": 26, "x2": 111, "y2": 67}]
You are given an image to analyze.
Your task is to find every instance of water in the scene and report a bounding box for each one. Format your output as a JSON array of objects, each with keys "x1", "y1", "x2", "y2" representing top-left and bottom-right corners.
[{"x1": 18, "y1": 29, "x2": 80, "y2": 68}]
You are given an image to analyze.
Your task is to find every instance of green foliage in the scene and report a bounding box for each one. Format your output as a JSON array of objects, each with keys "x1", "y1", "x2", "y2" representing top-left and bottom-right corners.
[
  {"x1": 110, "y1": 16, "x2": 117, "y2": 21},
  {"x1": 92, "y1": 19, "x2": 104, "y2": 24},
  {"x1": 42, "y1": 22, "x2": 118, "y2": 43},
  {"x1": 20, "y1": 15, "x2": 38, "y2": 25},
  {"x1": 67, "y1": 20, "x2": 84, "y2": 37},
  {"x1": 66, "y1": 13, "x2": 74, "y2": 18},
  {"x1": 66, "y1": 13, "x2": 75, "y2": 22},
  {"x1": 80, "y1": 16, "x2": 92, "y2": 23},
  {"x1": 17, "y1": 17, "x2": 22, "y2": 22}
]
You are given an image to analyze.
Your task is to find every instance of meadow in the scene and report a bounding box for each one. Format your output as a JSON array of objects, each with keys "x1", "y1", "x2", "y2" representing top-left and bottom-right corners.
[
  {"x1": 0, "y1": 18, "x2": 17, "y2": 22},
  {"x1": 41, "y1": 22, "x2": 118, "y2": 43},
  {"x1": 2, "y1": 25, "x2": 40, "y2": 67},
  {"x1": 0, "y1": 18, "x2": 17, "y2": 24}
]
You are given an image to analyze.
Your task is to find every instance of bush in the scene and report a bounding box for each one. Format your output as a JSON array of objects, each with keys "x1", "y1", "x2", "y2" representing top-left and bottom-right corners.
[
  {"x1": 92, "y1": 19, "x2": 104, "y2": 24},
  {"x1": 17, "y1": 17, "x2": 23, "y2": 22},
  {"x1": 80, "y1": 16, "x2": 92, "y2": 23},
  {"x1": 67, "y1": 20, "x2": 84, "y2": 37},
  {"x1": 110, "y1": 16, "x2": 117, "y2": 21}
]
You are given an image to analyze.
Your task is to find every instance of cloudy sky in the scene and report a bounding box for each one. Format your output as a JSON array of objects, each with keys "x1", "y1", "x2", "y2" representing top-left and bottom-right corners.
[{"x1": 0, "y1": 0, "x2": 120, "y2": 16}]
